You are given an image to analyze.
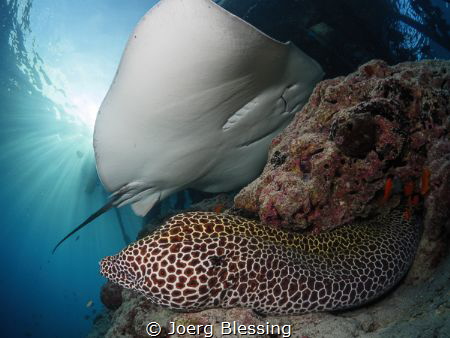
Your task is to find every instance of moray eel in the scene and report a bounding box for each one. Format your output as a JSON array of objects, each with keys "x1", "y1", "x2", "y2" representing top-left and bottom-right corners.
[{"x1": 100, "y1": 210, "x2": 421, "y2": 315}]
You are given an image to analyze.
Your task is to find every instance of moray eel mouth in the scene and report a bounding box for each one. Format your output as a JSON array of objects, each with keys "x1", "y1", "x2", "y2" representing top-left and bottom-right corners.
[
  {"x1": 100, "y1": 210, "x2": 421, "y2": 315},
  {"x1": 100, "y1": 254, "x2": 144, "y2": 291}
]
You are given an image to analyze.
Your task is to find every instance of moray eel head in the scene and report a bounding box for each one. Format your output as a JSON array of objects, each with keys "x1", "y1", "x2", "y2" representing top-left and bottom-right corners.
[{"x1": 100, "y1": 252, "x2": 145, "y2": 291}]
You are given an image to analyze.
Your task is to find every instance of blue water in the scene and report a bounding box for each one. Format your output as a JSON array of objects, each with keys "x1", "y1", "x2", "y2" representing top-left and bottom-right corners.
[
  {"x1": 0, "y1": 0, "x2": 448, "y2": 337},
  {"x1": 0, "y1": 1, "x2": 156, "y2": 337}
]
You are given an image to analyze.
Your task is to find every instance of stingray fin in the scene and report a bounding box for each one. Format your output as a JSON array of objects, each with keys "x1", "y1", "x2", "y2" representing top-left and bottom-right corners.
[{"x1": 131, "y1": 192, "x2": 161, "y2": 217}]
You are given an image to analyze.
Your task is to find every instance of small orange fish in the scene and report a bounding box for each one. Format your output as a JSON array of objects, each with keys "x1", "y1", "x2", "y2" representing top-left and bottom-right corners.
[
  {"x1": 213, "y1": 204, "x2": 224, "y2": 213},
  {"x1": 420, "y1": 167, "x2": 431, "y2": 196},
  {"x1": 403, "y1": 181, "x2": 414, "y2": 197},
  {"x1": 382, "y1": 177, "x2": 393, "y2": 203},
  {"x1": 411, "y1": 194, "x2": 420, "y2": 206},
  {"x1": 403, "y1": 208, "x2": 411, "y2": 221}
]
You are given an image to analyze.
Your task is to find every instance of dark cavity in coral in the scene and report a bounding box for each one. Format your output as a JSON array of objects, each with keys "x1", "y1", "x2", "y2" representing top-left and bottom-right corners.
[
  {"x1": 270, "y1": 150, "x2": 287, "y2": 167},
  {"x1": 332, "y1": 113, "x2": 377, "y2": 159}
]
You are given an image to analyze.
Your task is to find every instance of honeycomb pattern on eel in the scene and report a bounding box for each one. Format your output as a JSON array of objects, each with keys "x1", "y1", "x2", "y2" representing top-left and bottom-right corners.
[{"x1": 100, "y1": 210, "x2": 421, "y2": 315}]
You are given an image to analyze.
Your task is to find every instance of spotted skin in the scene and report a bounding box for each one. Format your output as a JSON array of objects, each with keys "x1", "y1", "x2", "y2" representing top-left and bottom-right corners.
[{"x1": 100, "y1": 210, "x2": 420, "y2": 315}]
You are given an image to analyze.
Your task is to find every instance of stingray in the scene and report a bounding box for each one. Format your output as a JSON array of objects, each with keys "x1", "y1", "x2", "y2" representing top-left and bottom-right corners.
[{"x1": 52, "y1": 0, "x2": 323, "y2": 253}]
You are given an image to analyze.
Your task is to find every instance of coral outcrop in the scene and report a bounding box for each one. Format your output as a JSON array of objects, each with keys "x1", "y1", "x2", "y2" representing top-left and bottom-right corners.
[
  {"x1": 101, "y1": 281, "x2": 124, "y2": 311},
  {"x1": 235, "y1": 59, "x2": 450, "y2": 281},
  {"x1": 236, "y1": 60, "x2": 449, "y2": 231}
]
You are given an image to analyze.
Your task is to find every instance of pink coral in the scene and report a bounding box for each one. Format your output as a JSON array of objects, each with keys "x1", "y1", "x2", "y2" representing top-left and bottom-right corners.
[{"x1": 235, "y1": 60, "x2": 449, "y2": 237}]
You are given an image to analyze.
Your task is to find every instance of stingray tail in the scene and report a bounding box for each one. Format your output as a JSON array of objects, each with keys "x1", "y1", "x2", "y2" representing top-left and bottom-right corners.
[
  {"x1": 52, "y1": 182, "x2": 155, "y2": 253},
  {"x1": 52, "y1": 197, "x2": 118, "y2": 254}
]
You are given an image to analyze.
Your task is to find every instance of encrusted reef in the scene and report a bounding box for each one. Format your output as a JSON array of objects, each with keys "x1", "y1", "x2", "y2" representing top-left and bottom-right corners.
[
  {"x1": 236, "y1": 60, "x2": 448, "y2": 231},
  {"x1": 89, "y1": 60, "x2": 450, "y2": 337},
  {"x1": 101, "y1": 281, "x2": 124, "y2": 311},
  {"x1": 235, "y1": 59, "x2": 450, "y2": 282}
]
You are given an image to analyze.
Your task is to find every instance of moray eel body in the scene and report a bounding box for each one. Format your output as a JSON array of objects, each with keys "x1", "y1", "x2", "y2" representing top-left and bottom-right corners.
[{"x1": 100, "y1": 211, "x2": 420, "y2": 315}]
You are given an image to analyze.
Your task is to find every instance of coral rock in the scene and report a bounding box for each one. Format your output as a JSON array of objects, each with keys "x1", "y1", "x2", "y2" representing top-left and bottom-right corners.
[
  {"x1": 235, "y1": 60, "x2": 450, "y2": 238},
  {"x1": 100, "y1": 281, "x2": 124, "y2": 311}
]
